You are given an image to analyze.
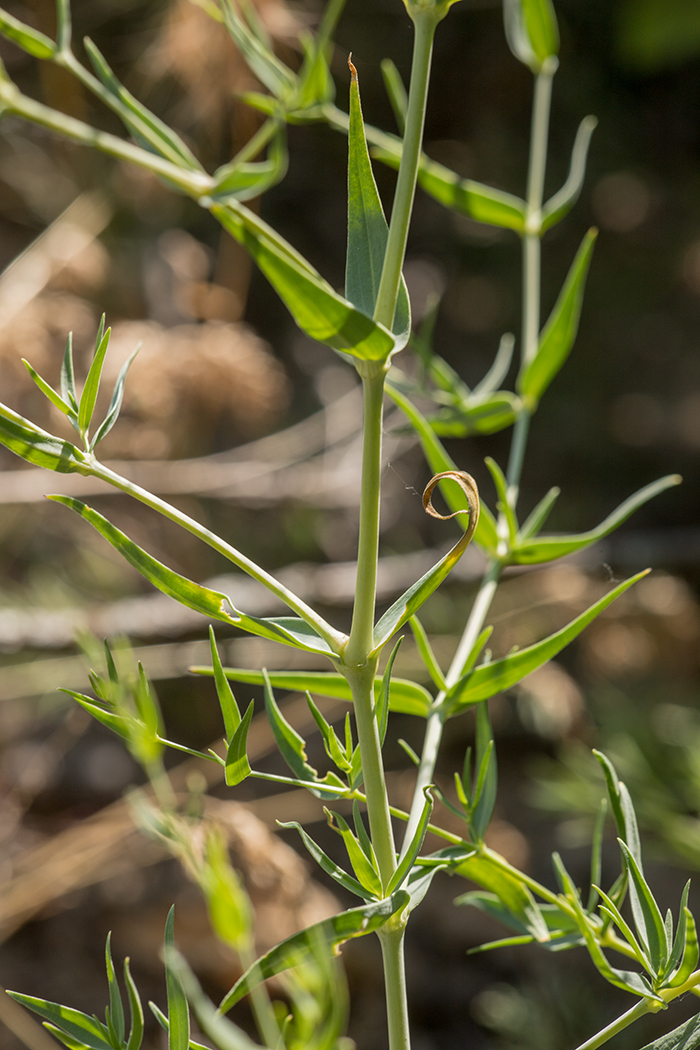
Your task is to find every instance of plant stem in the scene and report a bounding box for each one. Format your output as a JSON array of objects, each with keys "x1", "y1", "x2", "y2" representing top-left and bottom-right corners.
[
  {"x1": 347, "y1": 367, "x2": 388, "y2": 662},
  {"x1": 522, "y1": 60, "x2": 555, "y2": 366},
  {"x1": 374, "y1": 10, "x2": 437, "y2": 330},
  {"x1": 573, "y1": 999, "x2": 656, "y2": 1050},
  {"x1": 379, "y1": 927, "x2": 411, "y2": 1050}
]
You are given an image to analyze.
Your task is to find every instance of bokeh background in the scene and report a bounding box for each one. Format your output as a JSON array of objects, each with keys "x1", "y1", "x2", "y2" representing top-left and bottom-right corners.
[{"x1": 0, "y1": 0, "x2": 698, "y2": 1047}]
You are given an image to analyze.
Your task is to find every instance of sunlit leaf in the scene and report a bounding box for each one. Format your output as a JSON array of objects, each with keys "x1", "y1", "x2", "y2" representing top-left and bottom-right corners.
[
  {"x1": 380, "y1": 58, "x2": 407, "y2": 135},
  {"x1": 279, "y1": 820, "x2": 370, "y2": 899},
  {"x1": 409, "y1": 615, "x2": 446, "y2": 691},
  {"x1": 164, "y1": 908, "x2": 190, "y2": 1050},
  {"x1": 0, "y1": 402, "x2": 87, "y2": 472},
  {"x1": 5, "y1": 995, "x2": 111, "y2": 1050},
  {"x1": 105, "y1": 933, "x2": 125, "y2": 1045},
  {"x1": 0, "y1": 8, "x2": 55, "y2": 58},
  {"x1": 619, "y1": 841, "x2": 668, "y2": 974},
  {"x1": 124, "y1": 960, "x2": 144, "y2": 1050},
  {"x1": 517, "y1": 230, "x2": 597, "y2": 407},
  {"x1": 594, "y1": 750, "x2": 643, "y2": 869},
  {"x1": 211, "y1": 128, "x2": 288, "y2": 203},
  {"x1": 376, "y1": 636, "x2": 402, "y2": 744},
  {"x1": 209, "y1": 627, "x2": 241, "y2": 739},
  {"x1": 190, "y1": 667, "x2": 432, "y2": 718},
  {"x1": 504, "y1": 0, "x2": 559, "y2": 73},
  {"x1": 638, "y1": 1012, "x2": 700, "y2": 1050},
  {"x1": 387, "y1": 788, "x2": 433, "y2": 894},
  {"x1": 263, "y1": 670, "x2": 318, "y2": 786},
  {"x1": 471, "y1": 702, "x2": 497, "y2": 840},
  {"x1": 91, "y1": 344, "x2": 140, "y2": 449},
  {"x1": 219, "y1": 892, "x2": 410, "y2": 1013},
  {"x1": 517, "y1": 485, "x2": 560, "y2": 542},
  {"x1": 163, "y1": 949, "x2": 260, "y2": 1050},
  {"x1": 667, "y1": 908, "x2": 698, "y2": 988},
  {"x1": 326, "y1": 809, "x2": 383, "y2": 898},
  {"x1": 220, "y1": 0, "x2": 297, "y2": 101},
  {"x1": 212, "y1": 203, "x2": 396, "y2": 362},
  {"x1": 78, "y1": 321, "x2": 111, "y2": 437},
  {"x1": 454, "y1": 854, "x2": 549, "y2": 942},
  {"x1": 346, "y1": 60, "x2": 410, "y2": 349},
  {"x1": 445, "y1": 572, "x2": 648, "y2": 715},
  {"x1": 225, "y1": 700, "x2": 254, "y2": 786}
]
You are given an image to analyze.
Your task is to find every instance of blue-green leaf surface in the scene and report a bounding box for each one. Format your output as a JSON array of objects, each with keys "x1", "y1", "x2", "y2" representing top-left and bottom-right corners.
[
  {"x1": 638, "y1": 1013, "x2": 700, "y2": 1050},
  {"x1": 0, "y1": 402, "x2": 87, "y2": 472},
  {"x1": 209, "y1": 627, "x2": 241, "y2": 739},
  {"x1": 5, "y1": 995, "x2": 111, "y2": 1050}
]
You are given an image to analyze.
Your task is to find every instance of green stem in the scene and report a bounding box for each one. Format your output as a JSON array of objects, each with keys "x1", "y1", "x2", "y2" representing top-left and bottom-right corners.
[
  {"x1": 573, "y1": 999, "x2": 655, "y2": 1050},
  {"x1": 346, "y1": 367, "x2": 388, "y2": 662},
  {"x1": 87, "y1": 459, "x2": 345, "y2": 653},
  {"x1": 374, "y1": 10, "x2": 437, "y2": 330},
  {"x1": 522, "y1": 60, "x2": 555, "y2": 366},
  {"x1": 379, "y1": 927, "x2": 411, "y2": 1050}
]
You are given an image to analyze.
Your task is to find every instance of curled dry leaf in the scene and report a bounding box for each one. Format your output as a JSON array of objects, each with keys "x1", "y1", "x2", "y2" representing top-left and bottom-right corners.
[{"x1": 422, "y1": 470, "x2": 480, "y2": 529}]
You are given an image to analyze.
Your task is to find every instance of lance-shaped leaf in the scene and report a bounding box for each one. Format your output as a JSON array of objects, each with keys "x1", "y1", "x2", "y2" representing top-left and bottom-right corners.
[
  {"x1": 386, "y1": 381, "x2": 499, "y2": 552},
  {"x1": 78, "y1": 321, "x2": 111, "y2": 437},
  {"x1": 638, "y1": 1012, "x2": 700, "y2": 1050},
  {"x1": 49, "y1": 496, "x2": 334, "y2": 656},
  {"x1": 263, "y1": 670, "x2": 320, "y2": 787},
  {"x1": 375, "y1": 637, "x2": 403, "y2": 744},
  {"x1": 124, "y1": 960, "x2": 144, "y2": 1050},
  {"x1": 485, "y1": 457, "x2": 518, "y2": 548},
  {"x1": 280, "y1": 820, "x2": 369, "y2": 899},
  {"x1": 60, "y1": 332, "x2": 78, "y2": 411},
  {"x1": 372, "y1": 470, "x2": 480, "y2": 653},
  {"x1": 22, "y1": 359, "x2": 76, "y2": 421},
  {"x1": 512, "y1": 474, "x2": 681, "y2": 564},
  {"x1": 212, "y1": 202, "x2": 396, "y2": 362},
  {"x1": 326, "y1": 810, "x2": 383, "y2": 898},
  {"x1": 662, "y1": 882, "x2": 691, "y2": 982},
  {"x1": 163, "y1": 950, "x2": 260, "y2": 1050},
  {"x1": 459, "y1": 893, "x2": 583, "y2": 953},
  {"x1": 164, "y1": 908, "x2": 190, "y2": 1050},
  {"x1": 667, "y1": 908, "x2": 698, "y2": 988},
  {"x1": 105, "y1": 933, "x2": 125, "y2": 1045},
  {"x1": 587, "y1": 798, "x2": 607, "y2": 912},
  {"x1": 219, "y1": 892, "x2": 410, "y2": 1013},
  {"x1": 0, "y1": 8, "x2": 55, "y2": 58},
  {"x1": 445, "y1": 571, "x2": 648, "y2": 715},
  {"x1": 429, "y1": 392, "x2": 519, "y2": 438},
  {"x1": 346, "y1": 60, "x2": 410, "y2": 349},
  {"x1": 454, "y1": 853, "x2": 550, "y2": 943},
  {"x1": 209, "y1": 628, "x2": 241, "y2": 740},
  {"x1": 595, "y1": 886, "x2": 649, "y2": 970},
  {"x1": 471, "y1": 701, "x2": 497, "y2": 841},
  {"x1": 4, "y1": 995, "x2": 111, "y2": 1050},
  {"x1": 91, "y1": 344, "x2": 140, "y2": 449},
  {"x1": 190, "y1": 667, "x2": 432, "y2": 717},
  {"x1": 388, "y1": 788, "x2": 433, "y2": 894},
  {"x1": 409, "y1": 615, "x2": 446, "y2": 691},
  {"x1": 0, "y1": 401, "x2": 87, "y2": 472},
  {"x1": 619, "y1": 841, "x2": 668, "y2": 975},
  {"x1": 517, "y1": 230, "x2": 597, "y2": 407},
  {"x1": 380, "y1": 58, "x2": 407, "y2": 135},
  {"x1": 225, "y1": 700, "x2": 254, "y2": 786},
  {"x1": 83, "y1": 38, "x2": 202, "y2": 171},
  {"x1": 594, "y1": 751, "x2": 643, "y2": 869},
  {"x1": 306, "y1": 693, "x2": 352, "y2": 771},
  {"x1": 541, "y1": 116, "x2": 598, "y2": 232},
  {"x1": 504, "y1": 0, "x2": 559, "y2": 73},
  {"x1": 220, "y1": 0, "x2": 297, "y2": 101},
  {"x1": 372, "y1": 142, "x2": 527, "y2": 232}
]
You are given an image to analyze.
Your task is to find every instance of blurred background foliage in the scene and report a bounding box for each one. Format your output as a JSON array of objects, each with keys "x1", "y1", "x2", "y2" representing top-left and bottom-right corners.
[{"x1": 0, "y1": 0, "x2": 698, "y2": 1049}]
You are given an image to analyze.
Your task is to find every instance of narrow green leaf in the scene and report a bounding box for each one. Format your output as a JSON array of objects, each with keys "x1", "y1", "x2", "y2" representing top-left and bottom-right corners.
[
  {"x1": 225, "y1": 700, "x2": 254, "y2": 787},
  {"x1": 209, "y1": 627, "x2": 241, "y2": 739},
  {"x1": 504, "y1": 0, "x2": 559, "y2": 72},
  {"x1": 162, "y1": 950, "x2": 260, "y2": 1050},
  {"x1": 219, "y1": 892, "x2": 409, "y2": 1013},
  {"x1": 0, "y1": 8, "x2": 55, "y2": 58},
  {"x1": 518, "y1": 486, "x2": 560, "y2": 542},
  {"x1": 638, "y1": 1012, "x2": 700, "y2": 1050},
  {"x1": 586, "y1": 798, "x2": 607, "y2": 912},
  {"x1": 668, "y1": 908, "x2": 699, "y2": 988},
  {"x1": 485, "y1": 457, "x2": 518, "y2": 547},
  {"x1": 191, "y1": 667, "x2": 432, "y2": 718},
  {"x1": 105, "y1": 933, "x2": 125, "y2": 1045},
  {"x1": 4, "y1": 995, "x2": 111, "y2": 1050},
  {"x1": 60, "y1": 691, "x2": 129, "y2": 739},
  {"x1": 220, "y1": 0, "x2": 297, "y2": 100},
  {"x1": 594, "y1": 751, "x2": 643, "y2": 870},
  {"x1": 518, "y1": 230, "x2": 597, "y2": 406},
  {"x1": 372, "y1": 471, "x2": 479, "y2": 652},
  {"x1": 429, "y1": 393, "x2": 519, "y2": 440},
  {"x1": 124, "y1": 960, "x2": 144, "y2": 1050},
  {"x1": 164, "y1": 908, "x2": 190, "y2": 1050},
  {"x1": 409, "y1": 615, "x2": 446, "y2": 691},
  {"x1": 345, "y1": 61, "x2": 410, "y2": 347},
  {"x1": 376, "y1": 636, "x2": 403, "y2": 744},
  {"x1": 306, "y1": 692, "x2": 351, "y2": 771},
  {"x1": 461, "y1": 627, "x2": 494, "y2": 677},
  {"x1": 472, "y1": 333, "x2": 516, "y2": 400},
  {"x1": 78, "y1": 323, "x2": 111, "y2": 436},
  {"x1": 619, "y1": 840, "x2": 668, "y2": 974},
  {"x1": 471, "y1": 701, "x2": 497, "y2": 840},
  {"x1": 541, "y1": 116, "x2": 598, "y2": 232},
  {"x1": 326, "y1": 809, "x2": 383, "y2": 898},
  {"x1": 380, "y1": 58, "x2": 407, "y2": 135},
  {"x1": 662, "y1": 882, "x2": 691, "y2": 982},
  {"x1": 60, "y1": 332, "x2": 78, "y2": 411},
  {"x1": 446, "y1": 572, "x2": 648, "y2": 715},
  {"x1": 22, "y1": 359, "x2": 75, "y2": 420},
  {"x1": 212, "y1": 203, "x2": 396, "y2": 362},
  {"x1": 277, "y1": 821, "x2": 371, "y2": 900},
  {"x1": 55, "y1": 0, "x2": 71, "y2": 51},
  {"x1": 385, "y1": 381, "x2": 499, "y2": 553},
  {"x1": 398, "y1": 739, "x2": 420, "y2": 766},
  {"x1": 513, "y1": 474, "x2": 682, "y2": 564},
  {"x1": 91, "y1": 344, "x2": 140, "y2": 449},
  {"x1": 42, "y1": 1024, "x2": 93, "y2": 1050},
  {"x1": 0, "y1": 401, "x2": 87, "y2": 472},
  {"x1": 263, "y1": 669, "x2": 318, "y2": 785},
  {"x1": 388, "y1": 788, "x2": 433, "y2": 894},
  {"x1": 83, "y1": 38, "x2": 202, "y2": 170},
  {"x1": 353, "y1": 800, "x2": 375, "y2": 863},
  {"x1": 595, "y1": 886, "x2": 649, "y2": 969}
]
